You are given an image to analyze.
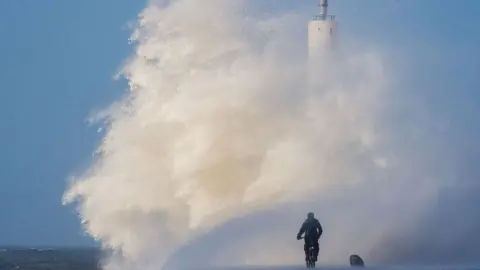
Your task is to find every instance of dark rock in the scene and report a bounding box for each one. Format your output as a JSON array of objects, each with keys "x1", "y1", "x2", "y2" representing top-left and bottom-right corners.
[{"x1": 349, "y1": 254, "x2": 365, "y2": 267}]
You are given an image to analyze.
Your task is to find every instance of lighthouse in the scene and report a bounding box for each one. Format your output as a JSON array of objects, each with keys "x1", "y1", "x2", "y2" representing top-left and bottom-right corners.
[{"x1": 308, "y1": 0, "x2": 338, "y2": 59}]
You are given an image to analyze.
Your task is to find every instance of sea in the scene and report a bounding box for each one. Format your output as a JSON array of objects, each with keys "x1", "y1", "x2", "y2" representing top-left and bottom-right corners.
[{"x1": 0, "y1": 248, "x2": 99, "y2": 270}]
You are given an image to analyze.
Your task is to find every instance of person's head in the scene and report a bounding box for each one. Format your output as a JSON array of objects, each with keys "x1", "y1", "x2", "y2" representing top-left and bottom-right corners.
[{"x1": 307, "y1": 212, "x2": 314, "y2": 219}]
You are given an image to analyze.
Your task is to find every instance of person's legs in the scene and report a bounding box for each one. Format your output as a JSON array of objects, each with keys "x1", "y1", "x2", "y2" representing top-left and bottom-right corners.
[
  {"x1": 303, "y1": 241, "x2": 309, "y2": 260},
  {"x1": 304, "y1": 237, "x2": 318, "y2": 261},
  {"x1": 313, "y1": 241, "x2": 319, "y2": 261}
]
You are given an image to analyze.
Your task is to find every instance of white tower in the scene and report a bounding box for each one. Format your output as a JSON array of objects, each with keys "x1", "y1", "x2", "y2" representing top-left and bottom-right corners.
[{"x1": 308, "y1": 0, "x2": 338, "y2": 59}]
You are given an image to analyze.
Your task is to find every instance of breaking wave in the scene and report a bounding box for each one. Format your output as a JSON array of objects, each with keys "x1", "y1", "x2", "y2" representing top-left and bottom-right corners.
[{"x1": 63, "y1": 0, "x2": 479, "y2": 269}]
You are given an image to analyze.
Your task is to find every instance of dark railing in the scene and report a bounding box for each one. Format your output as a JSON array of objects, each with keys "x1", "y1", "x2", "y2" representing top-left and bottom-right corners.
[{"x1": 312, "y1": 14, "x2": 335, "y2": 21}]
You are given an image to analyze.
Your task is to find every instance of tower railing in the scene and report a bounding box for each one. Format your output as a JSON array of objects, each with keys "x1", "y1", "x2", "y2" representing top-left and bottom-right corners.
[{"x1": 312, "y1": 14, "x2": 335, "y2": 21}]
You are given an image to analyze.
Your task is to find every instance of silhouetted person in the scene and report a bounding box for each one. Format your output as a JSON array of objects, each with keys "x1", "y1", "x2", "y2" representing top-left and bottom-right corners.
[{"x1": 297, "y1": 212, "x2": 323, "y2": 262}]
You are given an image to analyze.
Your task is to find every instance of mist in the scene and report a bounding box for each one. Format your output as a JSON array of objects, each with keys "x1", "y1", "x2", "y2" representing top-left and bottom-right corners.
[{"x1": 63, "y1": 0, "x2": 480, "y2": 269}]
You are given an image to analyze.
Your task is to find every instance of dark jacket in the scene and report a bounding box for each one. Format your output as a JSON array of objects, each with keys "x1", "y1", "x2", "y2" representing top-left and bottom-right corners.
[{"x1": 297, "y1": 217, "x2": 323, "y2": 240}]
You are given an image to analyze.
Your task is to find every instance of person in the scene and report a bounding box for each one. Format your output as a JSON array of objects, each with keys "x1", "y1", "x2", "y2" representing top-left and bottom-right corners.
[{"x1": 296, "y1": 212, "x2": 323, "y2": 262}]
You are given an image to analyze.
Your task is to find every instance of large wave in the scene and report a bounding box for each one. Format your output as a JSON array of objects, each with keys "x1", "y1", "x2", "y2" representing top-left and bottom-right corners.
[{"x1": 62, "y1": 0, "x2": 478, "y2": 269}]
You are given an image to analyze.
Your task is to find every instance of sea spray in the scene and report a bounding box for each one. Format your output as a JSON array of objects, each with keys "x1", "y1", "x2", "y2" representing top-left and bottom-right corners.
[{"x1": 63, "y1": 0, "x2": 448, "y2": 268}]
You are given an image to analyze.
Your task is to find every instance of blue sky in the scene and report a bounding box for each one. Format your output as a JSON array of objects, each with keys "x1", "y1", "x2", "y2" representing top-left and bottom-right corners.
[
  {"x1": 0, "y1": 0, "x2": 479, "y2": 247},
  {"x1": 0, "y1": 0, "x2": 144, "y2": 246}
]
